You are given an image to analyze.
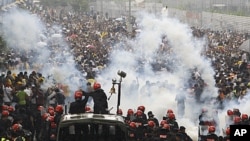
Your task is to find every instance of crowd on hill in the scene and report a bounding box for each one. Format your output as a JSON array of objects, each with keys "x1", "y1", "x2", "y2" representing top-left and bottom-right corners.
[{"x1": 0, "y1": 1, "x2": 250, "y2": 141}]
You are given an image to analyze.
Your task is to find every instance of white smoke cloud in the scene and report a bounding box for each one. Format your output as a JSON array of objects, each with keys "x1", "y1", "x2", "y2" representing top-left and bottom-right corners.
[
  {"x1": 2, "y1": 6, "x2": 250, "y2": 140},
  {"x1": 2, "y1": 9, "x2": 45, "y2": 51},
  {"x1": 1, "y1": 8, "x2": 86, "y2": 103},
  {"x1": 96, "y1": 12, "x2": 219, "y2": 140}
]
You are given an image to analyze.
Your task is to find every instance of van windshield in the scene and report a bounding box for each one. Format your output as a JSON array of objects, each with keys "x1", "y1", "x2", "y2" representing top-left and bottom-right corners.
[{"x1": 58, "y1": 123, "x2": 127, "y2": 141}]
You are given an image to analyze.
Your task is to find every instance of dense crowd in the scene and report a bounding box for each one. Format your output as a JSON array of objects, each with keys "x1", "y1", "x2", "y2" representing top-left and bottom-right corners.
[{"x1": 0, "y1": 1, "x2": 250, "y2": 141}]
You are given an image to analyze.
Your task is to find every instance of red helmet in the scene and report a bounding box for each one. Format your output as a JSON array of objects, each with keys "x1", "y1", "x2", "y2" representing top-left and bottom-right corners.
[
  {"x1": 225, "y1": 127, "x2": 230, "y2": 135},
  {"x1": 234, "y1": 116, "x2": 241, "y2": 123},
  {"x1": 117, "y1": 109, "x2": 123, "y2": 115},
  {"x1": 93, "y1": 82, "x2": 101, "y2": 90},
  {"x1": 55, "y1": 105, "x2": 64, "y2": 113},
  {"x1": 136, "y1": 110, "x2": 143, "y2": 117},
  {"x1": 2, "y1": 110, "x2": 9, "y2": 117},
  {"x1": 12, "y1": 124, "x2": 22, "y2": 132},
  {"x1": 8, "y1": 106, "x2": 14, "y2": 112},
  {"x1": 74, "y1": 91, "x2": 83, "y2": 99},
  {"x1": 168, "y1": 113, "x2": 175, "y2": 120},
  {"x1": 148, "y1": 120, "x2": 155, "y2": 128},
  {"x1": 227, "y1": 109, "x2": 233, "y2": 116},
  {"x1": 167, "y1": 109, "x2": 174, "y2": 114},
  {"x1": 137, "y1": 105, "x2": 145, "y2": 112},
  {"x1": 162, "y1": 124, "x2": 170, "y2": 130},
  {"x1": 85, "y1": 106, "x2": 92, "y2": 113},
  {"x1": 208, "y1": 126, "x2": 216, "y2": 133},
  {"x1": 127, "y1": 109, "x2": 134, "y2": 116},
  {"x1": 160, "y1": 120, "x2": 168, "y2": 127},
  {"x1": 129, "y1": 122, "x2": 137, "y2": 129},
  {"x1": 241, "y1": 114, "x2": 248, "y2": 120},
  {"x1": 1, "y1": 105, "x2": 9, "y2": 111}
]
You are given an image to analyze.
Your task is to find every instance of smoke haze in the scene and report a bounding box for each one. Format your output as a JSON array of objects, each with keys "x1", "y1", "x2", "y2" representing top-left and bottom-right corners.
[
  {"x1": 97, "y1": 12, "x2": 218, "y2": 140},
  {"x1": 1, "y1": 8, "x2": 85, "y2": 99},
  {"x1": 2, "y1": 6, "x2": 250, "y2": 140}
]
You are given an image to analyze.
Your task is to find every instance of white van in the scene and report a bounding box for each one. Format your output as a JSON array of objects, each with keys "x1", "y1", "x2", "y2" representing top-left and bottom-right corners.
[{"x1": 57, "y1": 113, "x2": 130, "y2": 141}]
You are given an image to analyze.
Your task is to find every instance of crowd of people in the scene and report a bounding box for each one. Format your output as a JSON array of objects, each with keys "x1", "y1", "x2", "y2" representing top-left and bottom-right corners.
[{"x1": 0, "y1": 1, "x2": 250, "y2": 141}]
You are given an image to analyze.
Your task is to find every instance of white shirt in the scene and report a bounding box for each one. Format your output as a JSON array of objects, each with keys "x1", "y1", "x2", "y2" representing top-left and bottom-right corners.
[
  {"x1": 24, "y1": 88, "x2": 31, "y2": 97},
  {"x1": 3, "y1": 86, "x2": 13, "y2": 103},
  {"x1": 48, "y1": 91, "x2": 56, "y2": 104}
]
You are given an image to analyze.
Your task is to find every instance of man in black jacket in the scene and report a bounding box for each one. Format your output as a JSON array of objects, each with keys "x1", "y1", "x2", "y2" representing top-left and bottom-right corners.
[
  {"x1": 178, "y1": 126, "x2": 193, "y2": 141},
  {"x1": 147, "y1": 111, "x2": 159, "y2": 127},
  {"x1": 83, "y1": 82, "x2": 108, "y2": 114},
  {"x1": 55, "y1": 88, "x2": 65, "y2": 106},
  {"x1": 82, "y1": 82, "x2": 109, "y2": 141},
  {"x1": 69, "y1": 90, "x2": 89, "y2": 140},
  {"x1": 69, "y1": 90, "x2": 89, "y2": 114}
]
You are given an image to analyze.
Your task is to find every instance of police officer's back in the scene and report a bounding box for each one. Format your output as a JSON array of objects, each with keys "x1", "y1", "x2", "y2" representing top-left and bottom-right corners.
[
  {"x1": 69, "y1": 91, "x2": 89, "y2": 140},
  {"x1": 132, "y1": 110, "x2": 147, "y2": 141},
  {"x1": 147, "y1": 111, "x2": 159, "y2": 127},
  {"x1": 223, "y1": 127, "x2": 230, "y2": 141},
  {"x1": 178, "y1": 126, "x2": 193, "y2": 141},
  {"x1": 167, "y1": 113, "x2": 179, "y2": 133},
  {"x1": 69, "y1": 91, "x2": 89, "y2": 114}
]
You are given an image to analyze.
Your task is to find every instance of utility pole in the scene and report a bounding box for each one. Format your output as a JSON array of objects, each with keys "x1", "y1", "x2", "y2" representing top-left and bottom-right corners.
[
  {"x1": 129, "y1": 0, "x2": 131, "y2": 23},
  {"x1": 108, "y1": 71, "x2": 126, "y2": 114},
  {"x1": 127, "y1": 0, "x2": 132, "y2": 33},
  {"x1": 101, "y1": 0, "x2": 103, "y2": 15}
]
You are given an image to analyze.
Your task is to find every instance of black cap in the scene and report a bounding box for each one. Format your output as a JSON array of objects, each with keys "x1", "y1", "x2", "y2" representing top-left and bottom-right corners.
[
  {"x1": 180, "y1": 126, "x2": 186, "y2": 130},
  {"x1": 148, "y1": 111, "x2": 154, "y2": 116}
]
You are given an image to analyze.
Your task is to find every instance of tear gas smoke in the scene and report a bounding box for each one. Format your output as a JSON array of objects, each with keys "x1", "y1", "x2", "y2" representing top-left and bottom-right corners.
[
  {"x1": 1, "y1": 8, "x2": 86, "y2": 102},
  {"x1": 96, "y1": 12, "x2": 220, "y2": 140},
  {"x1": 1, "y1": 6, "x2": 250, "y2": 141}
]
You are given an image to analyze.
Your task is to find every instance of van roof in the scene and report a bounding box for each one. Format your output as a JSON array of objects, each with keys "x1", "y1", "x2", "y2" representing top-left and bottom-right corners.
[{"x1": 59, "y1": 113, "x2": 126, "y2": 126}]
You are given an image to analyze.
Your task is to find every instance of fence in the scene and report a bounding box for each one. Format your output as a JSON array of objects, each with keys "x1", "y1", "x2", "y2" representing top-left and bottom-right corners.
[
  {"x1": 92, "y1": 0, "x2": 250, "y2": 33},
  {"x1": 168, "y1": 9, "x2": 250, "y2": 33}
]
